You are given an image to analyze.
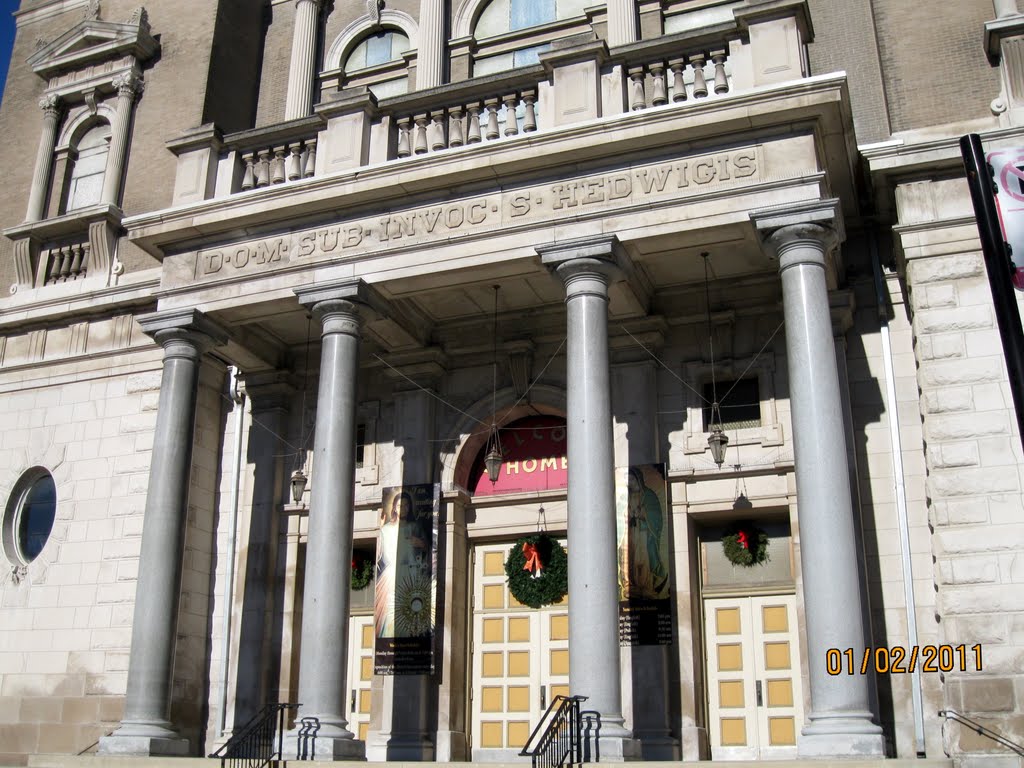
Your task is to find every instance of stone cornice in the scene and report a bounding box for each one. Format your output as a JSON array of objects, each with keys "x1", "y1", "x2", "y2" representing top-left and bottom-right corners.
[
  {"x1": 29, "y1": 16, "x2": 159, "y2": 82},
  {"x1": 124, "y1": 73, "x2": 858, "y2": 259}
]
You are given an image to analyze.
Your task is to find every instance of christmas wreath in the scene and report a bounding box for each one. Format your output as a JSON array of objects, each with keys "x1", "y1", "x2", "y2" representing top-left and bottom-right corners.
[
  {"x1": 351, "y1": 550, "x2": 374, "y2": 590},
  {"x1": 722, "y1": 521, "x2": 770, "y2": 567},
  {"x1": 504, "y1": 534, "x2": 568, "y2": 608}
]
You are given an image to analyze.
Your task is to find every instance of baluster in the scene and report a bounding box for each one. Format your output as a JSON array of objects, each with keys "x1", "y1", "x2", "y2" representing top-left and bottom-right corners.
[
  {"x1": 303, "y1": 138, "x2": 317, "y2": 177},
  {"x1": 287, "y1": 143, "x2": 302, "y2": 181},
  {"x1": 58, "y1": 247, "x2": 72, "y2": 281},
  {"x1": 690, "y1": 53, "x2": 708, "y2": 98},
  {"x1": 466, "y1": 102, "x2": 483, "y2": 144},
  {"x1": 448, "y1": 106, "x2": 465, "y2": 148},
  {"x1": 628, "y1": 66, "x2": 647, "y2": 111},
  {"x1": 81, "y1": 244, "x2": 90, "y2": 278},
  {"x1": 241, "y1": 152, "x2": 256, "y2": 190},
  {"x1": 522, "y1": 89, "x2": 537, "y2": 132},
  {"x1": 711, "y1": 49, "x2": 729, "y2": 94},
  {"x1": 413, "y1": 114, "x2": 429, "y2": 154},
  {"x1": 650, "y1": 62, "x2": 668, "y2": 106},
  {"x1": 503, "y1": 93, "x2": 519, "y2": 136},
  {"x1": 668, "y1": 58, "x2": 687, "y2": 102},
  {"x1": 484, "y1": 98, "x2": 501, "y2": 140},
  {"x1": 69, "y1": 244, "x2": 84, "y2": 280},
  {"x1": 45, "y1": 250, "x2": 59, "y2": 284},
  {"x1": 396, "y1": 117, "x2": 413, "y2": 158},
  {"x1": 271, "y1": 146, "x2": 287, "y2": 184},
  {"x1": 256, "y1": 149, "x2": 271, "y2": 187},
  {"x1": 430, "y1": 111, "x2": 447, "y2": 151}
]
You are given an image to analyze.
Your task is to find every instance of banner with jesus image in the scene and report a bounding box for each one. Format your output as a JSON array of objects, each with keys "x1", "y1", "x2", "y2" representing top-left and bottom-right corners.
[
  {"x1": 373, "y1": 483, "x2": 439, "y2": 675},
  {"x1": 615, "y1": 463, "x2": 673, "y2": 645}
]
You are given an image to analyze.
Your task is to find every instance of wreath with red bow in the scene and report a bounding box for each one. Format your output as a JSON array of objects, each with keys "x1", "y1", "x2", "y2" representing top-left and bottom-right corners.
[
  {"x1": 722, "y1": 522, "x2": 770, "y2": 567},
  {"x1": 351, "y1": 549, "x2": 375, "y2": 590},
  {"x1": 504, "y1": 534, "x2": 568, "y2": 608}
]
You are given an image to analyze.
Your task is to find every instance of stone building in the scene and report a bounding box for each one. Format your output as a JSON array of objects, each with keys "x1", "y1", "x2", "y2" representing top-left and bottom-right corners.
[{"x1": 0, "y1": 0, "x2": 1022, "y2": 765}]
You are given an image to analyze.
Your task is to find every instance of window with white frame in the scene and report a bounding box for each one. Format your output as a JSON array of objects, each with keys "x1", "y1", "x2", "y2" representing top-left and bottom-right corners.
[
  {"x1": 471, "y1": 0, "x2": 592, "y2": 75},
  {"x1": 342, "y1": 28, "x2": 411, "y2": 99},
  {"x1": 3, "y1": 468, "x2": 57, "y2": 566},
  {"x1": 65, "y1": 122, "x2": 111, "y2": 212}
]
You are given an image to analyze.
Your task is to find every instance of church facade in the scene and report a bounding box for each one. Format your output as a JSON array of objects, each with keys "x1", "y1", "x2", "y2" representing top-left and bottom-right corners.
[{"x1": 0, "y1": 0, "x2": 1023, "y2": 765}]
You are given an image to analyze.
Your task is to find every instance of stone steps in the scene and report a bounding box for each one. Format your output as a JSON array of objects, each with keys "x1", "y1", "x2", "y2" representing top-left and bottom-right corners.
[{"x1": 21, "y1": 756, "x2": 957, "y2": 768}]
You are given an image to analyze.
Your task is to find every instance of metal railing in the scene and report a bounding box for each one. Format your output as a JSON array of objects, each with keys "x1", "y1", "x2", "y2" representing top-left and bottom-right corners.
[
  {"x1": 940, "y1": 708, "x2": 1024, "y2": 756},
  {"x1": 519, "y1": 694, "x2": 588, "y2": 768},
  {"x1": 209, "y1": 703, "x2": 300, "y2": 768}
]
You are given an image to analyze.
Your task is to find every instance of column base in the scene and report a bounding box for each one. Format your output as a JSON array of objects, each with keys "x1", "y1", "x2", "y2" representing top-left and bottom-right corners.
[
  {"x1": 635, "y1": 734, "x2": 680, "y2": 760},
  {"x1": 283, "y1": 732, "x2": 366, "y2": 761},
  {"x1": 99, "y1": 726, "x2": 190, "y2": 757},
  {"x1": 364, "y1": 730, "x2": 434, "y2": 761},
  {"x1": 798, "y1": 711, "x2": 885, "y2": 758}
]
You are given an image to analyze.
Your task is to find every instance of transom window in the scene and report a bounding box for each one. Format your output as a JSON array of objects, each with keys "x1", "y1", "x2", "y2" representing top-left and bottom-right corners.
[
  {"x1": 472, "y1": 0, "x2": 591, "y2": 75},
  {"x1": 3, "y1": 469, "x2": 57, "y2": 565},
  {"x1": 475, "y1": 0, "x2": 588, "y2": 35},
  {"x1": 344, "y1": 29, "x2": 410, "y2": 73},
  {"x1": 702, "y1": 378, "x2": 761, "y2": 431}
]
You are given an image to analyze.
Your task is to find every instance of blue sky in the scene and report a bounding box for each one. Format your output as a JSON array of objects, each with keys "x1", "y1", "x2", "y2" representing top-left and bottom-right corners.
[{"x1": 0, "y1": 1, "x2": 18, "y2": 106}]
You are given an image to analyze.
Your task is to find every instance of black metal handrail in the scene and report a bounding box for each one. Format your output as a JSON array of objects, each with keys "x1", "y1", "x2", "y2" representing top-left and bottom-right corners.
[
  {"x1": 209, "y1": 703, "x2": 300, "y2": 768},
  {"x1": 940, "y1": 709, "x2": 1024, "y2": 756},
  {"x1": 519, "y1": 695, "x2": 588, "y2": 768}
]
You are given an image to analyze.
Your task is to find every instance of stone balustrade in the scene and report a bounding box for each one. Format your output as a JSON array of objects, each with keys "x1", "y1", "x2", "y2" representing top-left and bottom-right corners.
[
  {"x1": 43, "y1": 241, "x2": 90, "y2": 285},
  {"x1": 167, "y1": 0, "x2": 811, "y2": 206},
  {"x1": 394, "y1": 87, "x2": 538, "y2": 159},
  {"x1": 239, "y1": 138, "x2": 318, "y2": 191},
  {"x1": 626, "y1": 48, "x2": 730, "y2": 111}
]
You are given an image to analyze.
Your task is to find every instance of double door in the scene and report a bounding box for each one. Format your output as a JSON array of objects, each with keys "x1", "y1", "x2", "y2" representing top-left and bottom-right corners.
[
  {"x1": 470, "y1": 542, "x2": 569, "y2": 760},
  {"x1": 704, "y1": 594, "x2": 803, "y2": 759}
]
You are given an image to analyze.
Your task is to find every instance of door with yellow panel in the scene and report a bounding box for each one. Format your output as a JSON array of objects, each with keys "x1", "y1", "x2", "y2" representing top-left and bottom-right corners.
[
  {"x1": 471, "y1": 542, "x2": 569, "y2": 761},
  {"x1": 704, "y1": 594, "x2": 802, "y2": 759},
  {"x1": 344, "y1": 615, "x2": 374, "y2": 742}
]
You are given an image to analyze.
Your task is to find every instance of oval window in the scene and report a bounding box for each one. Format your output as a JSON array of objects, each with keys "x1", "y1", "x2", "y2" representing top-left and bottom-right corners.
[{"x1": 4, "y1": 470, "x2": 57, "y2": 565}]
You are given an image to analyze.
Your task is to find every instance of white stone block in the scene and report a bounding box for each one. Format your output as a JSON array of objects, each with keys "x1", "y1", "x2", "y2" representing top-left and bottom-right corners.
[
  {"x1": 24, "y1": 650, "x2": 68, "y2": 673},
  {"x1": 915, "y1": 305, "x2": 991, "y2": 334},
  {"x1": 908, "y1": 253, "x2": 984, "y2": 284},
  {"x1": 920, "y1": 358, "x2": 1002, "y2": 387},
  {"x1": 928, "y1": 466, "x2": 1020, "y2": 497},
  {"x1": 126, "y1": 372, "x2": 162, "y2": 394},
  {"x1": 938, "y1": 556, "x2": 999, "y2": 584},
  {"x1": 927, "y1": 412, "x2": 1011, "y2": 441}
]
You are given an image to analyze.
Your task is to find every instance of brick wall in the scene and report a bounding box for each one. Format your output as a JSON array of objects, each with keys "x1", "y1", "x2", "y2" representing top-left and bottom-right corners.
[{"x1": 871, "y1": 0, "x2": 1000, "y2": 134}]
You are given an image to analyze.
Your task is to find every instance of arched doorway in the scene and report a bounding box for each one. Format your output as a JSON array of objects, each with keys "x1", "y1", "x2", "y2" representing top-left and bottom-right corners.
[{"x1": 462, "y1": 415, "x2": 571, "y2": 761}]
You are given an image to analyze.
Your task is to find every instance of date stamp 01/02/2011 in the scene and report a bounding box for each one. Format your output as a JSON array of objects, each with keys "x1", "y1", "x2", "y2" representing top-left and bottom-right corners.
[{"x1": 826, "y1": 645, "x2": 984, "y2": 675}]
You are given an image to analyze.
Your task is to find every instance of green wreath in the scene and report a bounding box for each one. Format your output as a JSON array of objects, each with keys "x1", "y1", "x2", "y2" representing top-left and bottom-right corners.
[
  {"x1": 504, "y1": 534, "x2": 568, "y2": 608},
  {"x1": 351, "y1": 549, "x2": 374, "y2": 590},
  {"x1": 722, "y1": 522, "x2": 770, "y2": 567}
]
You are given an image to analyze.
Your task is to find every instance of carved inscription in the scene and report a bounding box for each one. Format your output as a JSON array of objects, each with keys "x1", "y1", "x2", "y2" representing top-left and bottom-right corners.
[{"x1": 193, "y1": 147, "x2": 760, "y2": 280}]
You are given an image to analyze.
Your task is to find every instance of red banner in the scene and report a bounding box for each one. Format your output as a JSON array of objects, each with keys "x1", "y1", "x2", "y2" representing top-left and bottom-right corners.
[{"x1": 471, "y1": 415, "x2": 568, "y2": 496}]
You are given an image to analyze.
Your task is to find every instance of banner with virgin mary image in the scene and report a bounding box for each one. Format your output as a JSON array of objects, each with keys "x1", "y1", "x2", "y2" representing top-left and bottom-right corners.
[
  {"x1": 374, "y1": 483, "x2": 439, "y2": 674},
  {"x1": 615, "y1": 463, "x2": 673, "y2": 645}
]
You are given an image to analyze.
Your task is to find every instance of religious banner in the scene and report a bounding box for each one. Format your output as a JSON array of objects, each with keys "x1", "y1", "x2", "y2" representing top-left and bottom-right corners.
[
  {"x1": 374, "y1": 483, "x2": 439, "y2": 674},
  {"x1": 616, "y1": 463, "x2": 673, "y2": 646}
]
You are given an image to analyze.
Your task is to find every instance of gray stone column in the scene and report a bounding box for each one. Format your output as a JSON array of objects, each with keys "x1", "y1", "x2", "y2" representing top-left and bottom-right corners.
[
  {"x1": 754, "y1": 204, "x2": 885, "y2": 758},
  {"x1": 606, "y1": 0, "x2": 639, "y2": 47},
  {"x1": 287, "y1": 279, "x2": 379, "y2": 760},
  {"x1": 416, "y1": 0, "x2": 444, "y2": 89},
  {"x1": 540, "y1": 235, "x2": 637, "y2": 761},
  {"x1": 102, "y1": 71, "x2": 143, "y2": 206},
  {"x1": 26, "y1": 95, "x2": 63, "y2": 222},
  {"x1": 100, "y1": 309, "x2": 228, "y2": 756},
  {"x1": 285, "y1": 0, "x2": 323, "y2": 120}
]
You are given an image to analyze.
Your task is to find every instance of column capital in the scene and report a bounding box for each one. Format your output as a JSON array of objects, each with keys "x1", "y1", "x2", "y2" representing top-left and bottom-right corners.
[
  {"x1": 294, "y1": 0, "x2": 324, "y2": 6},
  {"x1": 113, "y1": 70, "x2": 144, "y2": 100},
  {"x1": 137, "y1": 308, "x2": 229, "y2": 361},
  {"x1": 538, "y1": 234, "x2": 625, "y2": 297},
  {"x1": 751, "y1": 198, "x2": 844, "y2": 264},
  {"x1": 243, "y1": 370, "x2": 295, "y2": 413},
  {"x1": 38, "y1": 94, "x2": 63, "y2": 119},
  {"x1": 295, "y1": 278, "x2": 388, "y2": 335}
]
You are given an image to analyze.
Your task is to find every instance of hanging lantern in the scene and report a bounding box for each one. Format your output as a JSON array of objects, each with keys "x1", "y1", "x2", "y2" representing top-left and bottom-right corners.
[
  {"x1": 708, "y1": 423, "x2": 729, "y2": 467},
  {"x1": 290, "y1": 468, "x2": 308, "y2": 504},
  {"x1": 484, "y1": 437, "x2": 503, "y2": 484}
]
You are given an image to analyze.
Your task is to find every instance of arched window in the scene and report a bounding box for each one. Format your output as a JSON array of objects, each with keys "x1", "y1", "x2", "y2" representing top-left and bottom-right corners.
[
  {"x1": 66, "y1": 122, "x2": 110, "y2": 212},
  {"x1": 343, "y1": 29, "x2": 411, "y2": 99},
  {"x1": 3, "y1": 469, "x2": 57, "y2": 565},
  {"x1": 472, "y1": 0, "x2": 589, "y2": 75}
]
